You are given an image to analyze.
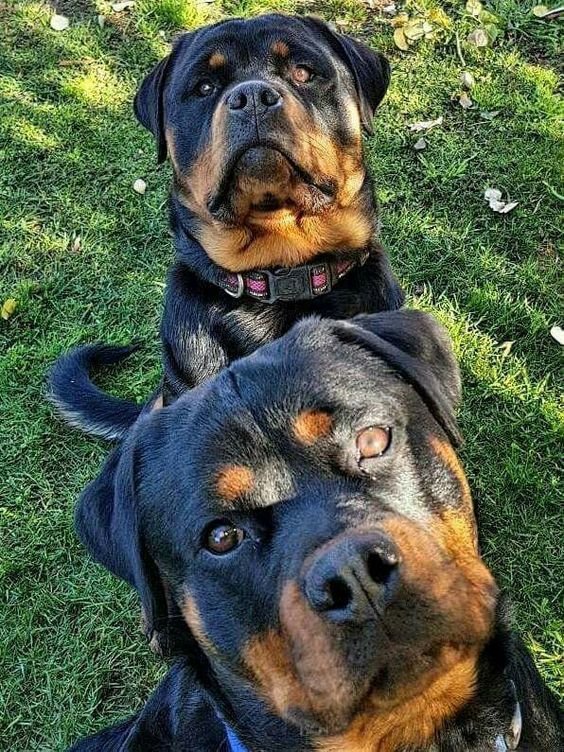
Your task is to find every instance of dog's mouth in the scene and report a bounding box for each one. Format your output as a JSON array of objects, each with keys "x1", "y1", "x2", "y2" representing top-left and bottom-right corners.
[{"x1": 207, "y1": 143, "x2": 337, "y2": 222}]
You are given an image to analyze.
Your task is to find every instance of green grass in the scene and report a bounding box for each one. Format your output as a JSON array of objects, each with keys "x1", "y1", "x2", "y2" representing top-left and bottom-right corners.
[{"x1": 0, "y1": 0, "x2": 562, "y2": 748}]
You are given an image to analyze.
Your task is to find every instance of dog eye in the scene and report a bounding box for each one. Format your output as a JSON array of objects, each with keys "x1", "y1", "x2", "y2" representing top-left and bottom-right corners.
[
  {"x1": 204, "y1": 520, "x2": 245, "y2": 555},
  {"x1": 356, "y1": 427, "x2": 391, "y2": 462},
  {"x1": 196, "y1": 80, "x2": 216, "y2": 97},
  {"x1": 292, "y1": 65, "x2": 315, "y2": 84}
]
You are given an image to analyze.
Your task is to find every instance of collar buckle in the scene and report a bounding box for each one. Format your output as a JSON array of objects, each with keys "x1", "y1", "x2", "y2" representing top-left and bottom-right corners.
[{"x1": 224, "y1": 273, "x2": 245, "y2": 299}]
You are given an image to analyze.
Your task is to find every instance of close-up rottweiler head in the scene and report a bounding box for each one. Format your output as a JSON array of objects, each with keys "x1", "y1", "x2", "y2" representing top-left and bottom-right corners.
[
  {"x1": 134, "y1": 14, "x2": 390, "y2": 271},
  {"x1": 75, "y1": 310, "x2": 515, "y2": 750}
]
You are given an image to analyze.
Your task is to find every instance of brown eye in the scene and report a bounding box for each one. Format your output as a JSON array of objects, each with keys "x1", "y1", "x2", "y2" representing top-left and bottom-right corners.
[
  {"x1": 356, "y1": 427, "x2": 391, "y2": 461},
  {"x1": 197, "y1": 81, "x2": 215, "y2": 97},
  {"x1": 205, "y1": 521, "x2": 245, "y2": 555},
  {"x1": 292, "y1": 65, "x2": 314, "y2": 84}
]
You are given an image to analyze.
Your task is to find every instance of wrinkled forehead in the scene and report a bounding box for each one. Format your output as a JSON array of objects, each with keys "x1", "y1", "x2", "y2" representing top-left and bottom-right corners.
[{"x1": 177, "y1": 16, "x2": 338, "y2": 74}]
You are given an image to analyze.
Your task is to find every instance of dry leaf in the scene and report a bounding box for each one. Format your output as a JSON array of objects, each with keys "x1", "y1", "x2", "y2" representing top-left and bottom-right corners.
[
  {"x1": 460, "y1": 71, "x2": 475, "y2": 89},
  {"x1": 393, "y1": 28, "x2": 409, "y2": 51},
  {"x1": 550, "y1": 325, "x2": 564, "y2": 345},
  {"x1": 467, "y1": 28, "x2": 489, "y2": 46},
  {"x1": 71, "y1": 235, "x2": 82, "y2": 253},
  {"x1": 413, "y1": 137, "x2": 427, "y2": 151},
  {"x1": 459, "y1": 92, "x2": 473, "y2": 109},
  {"x1": 466, "y1": 0, "x2": 483, "y2": 17},
  {"x1": 394, "y1": 27, "x2": 409, "y2": 52},
  {"x1": 111, "y1": 1, "x2": 135, "y2": 11},
  {"x1": 480, "y1": 110, "x2": 501, "y2": 120},
  {"x1": 498, "y1": 340, "x2": 514, "y2": 357},
  {"x1": 97, "y1": 15, "x2": 106, "y2": 28},
  {"x1": 391, "y1": 13, "x2": 409, "y2": 28},
  {"x1": 382, "y1": 4, "x2": 397, "y2": 15},
  {"x1": 1, "y1": 298, "x2": 17, "y2": 320},
  {"x1": 404, "y1": 19, "x2": 425, "y2": 41},
  {"x1": 50, "y1": 14, "x2": 70, "y2": 31},
  {"x1": 484, "y1": 188, "x2": 518, "y2": 213},
  {"x1": 408, "y1": 116, "x2": 443, "y2": 132},
  {"x1": 133, "y1": 178, "x2": 147, "y2": 195},
  {"x1": 532, "y1": 5, "x2": 549, "y2": 17}
]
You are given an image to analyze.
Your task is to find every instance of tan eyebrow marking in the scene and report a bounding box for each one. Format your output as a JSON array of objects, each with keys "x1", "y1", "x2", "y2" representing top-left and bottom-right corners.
[
  {"x1": 208, "y1": 52, "x2": 226, "y2": 69},
  {"x1": 271, "y1": 40, "x2": 290, "y2": 57},
  {"x1": 293, "y1": 410, "x2": 333, "y2": 446},
  {"x1": 216, "y1": 464, "x2": 255, "y2": 502},
  {"x1": 428, "y1": 435, "x2": 472, "y2": 512}
]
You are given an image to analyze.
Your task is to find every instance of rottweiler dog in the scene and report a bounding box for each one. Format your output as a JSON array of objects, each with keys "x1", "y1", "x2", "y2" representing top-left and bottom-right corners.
[
  {"x1": 48, "y1": 13, "x2": 403, "y2": 437},
  {"x1": 69, "y1": 311, "x2": 562, "y2": 751}
]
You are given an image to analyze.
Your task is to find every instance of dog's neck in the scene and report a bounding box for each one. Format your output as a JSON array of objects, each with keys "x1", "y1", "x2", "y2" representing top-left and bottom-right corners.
[{"x1": 169, "y1": 190, "x2": 376, "y2": 297}]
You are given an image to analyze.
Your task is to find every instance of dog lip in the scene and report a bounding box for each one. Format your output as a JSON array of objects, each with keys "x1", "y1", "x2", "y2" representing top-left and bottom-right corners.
[{"x1": 206, "y1": 140, "x2": 336, "y2": 216}]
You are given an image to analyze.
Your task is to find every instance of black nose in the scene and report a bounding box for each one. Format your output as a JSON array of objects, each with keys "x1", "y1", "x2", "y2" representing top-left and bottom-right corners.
[
  {"x1": 303, "y1": 532, "x2": 400, "y2": 624},
  {"x1": 226, "y1": 80, "x2": 282, "y2": 113}
]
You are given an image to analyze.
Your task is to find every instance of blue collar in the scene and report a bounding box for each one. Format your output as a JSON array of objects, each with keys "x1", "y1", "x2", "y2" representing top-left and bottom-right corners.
[{"x1": 224, "y1": 723, "x2": 249, "y2": 752}]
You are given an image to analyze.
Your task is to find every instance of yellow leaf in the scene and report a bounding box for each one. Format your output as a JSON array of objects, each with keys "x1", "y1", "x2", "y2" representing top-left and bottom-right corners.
[
  {"x1": 404, "y1": 19, "x2": 425, "y2": 41},
  {"x1": 1, "y1": 298, "x2": 17, "y2": 320},
  {"x1": 391, "y1": 13, "x2": 409, "y2": 28},
  {"x1": 393, "y1": 27, "x2": 409, "y2": 51},
  {"x1": 532, "y1": 5, "x2": 549, "y2": 17},
  {"x1": 466, "y1": 0, "x2": 483, "y2": 17}
]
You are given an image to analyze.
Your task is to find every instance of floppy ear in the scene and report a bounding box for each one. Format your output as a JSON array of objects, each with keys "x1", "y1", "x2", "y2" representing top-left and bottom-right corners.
[
  {"x1": 337, "y1": 310, "x2": 462, "y2": 445},
  {"x1": 74, "y1": 437, "x2": 184, "y2": 652},
  {"x1": 304, "y1": 17, "x2": 391, "y2": 134},
  {"x1": 134, "y1": 52, "x2": 177, "y2": 164}
]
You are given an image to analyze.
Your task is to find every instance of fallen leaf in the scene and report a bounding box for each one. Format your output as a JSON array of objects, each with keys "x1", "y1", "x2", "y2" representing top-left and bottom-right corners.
[
  {"x1": 497, "y1": 200, "x2": 518, "y2": 214},
  {"x1": 404, "y1": 19, "x2": 425, "y2": 41},
  {"x1": 382, "y1": 4, "x2": 397, "y2": 15},
  {"x1": 97, "y1": 15, "x2": 106, "y2": 28},
  {"x1": 133, "y1": 178, "x2": 147, "y2": 195},
  {"x1": 71, "y1": 235, "x2": 82, "y2": 253},
  {"x1": 413, "y1": 137, "x2": 427, "y2": 151},
  {"x1": 498, "y1": 340, "x2": 514, "y2": 357},
  {"x1": 550, "y1": 325, "x2": 564, "y2": 345},
  {"x1": 484, "y1": 188, "x2": 502, "y2": 203},
  {"x1": 111, "y1": 1, "x2": 135, "y2": 11},
  {"x1": 1, "y1": 298, "x2": 17, "y2": 320},
  {"x1": 466, "y1": 0, "x2": 483, "y2": 17},
  {"x1": 459, "y1": 92, "x2": 473, "y2": 109},
  {"x1": 485, "y1": 188, "x2": 518, "y2": 213},
  {"x1": 480, "y1": 110, "x2": 501, "y2": 120},
  {"x1": 460, "y1": 71, "x2": 475, "y2": 89},
  {"x1": 50, "y1": 14, "x2": 70, "y2": 31},
  {"x1": 467, "y1": 28, "x2": 489, "y2": 46},
  {"x1": 393, "y1": 27, "x2": 409, "y2": 51},
  {"x1": 408, "y1": 116, "x2": 443, "y2": 132},
  {"x1": 532, "y1": 5, "x2": 549, "y2": 16},
  {"x1": 391, "y1": 13, "x2": 409, "y2": 28}
]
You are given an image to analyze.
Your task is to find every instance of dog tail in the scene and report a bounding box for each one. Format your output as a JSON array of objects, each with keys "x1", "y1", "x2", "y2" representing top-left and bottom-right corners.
[{"x1": 46, "y1": 343, "x2": 143, "y2": 441}]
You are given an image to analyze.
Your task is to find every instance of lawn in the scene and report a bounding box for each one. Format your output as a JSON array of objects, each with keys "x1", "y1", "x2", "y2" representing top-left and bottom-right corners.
[{"x1": 0, "y1": 0, "x2": 562, "y2": 748}]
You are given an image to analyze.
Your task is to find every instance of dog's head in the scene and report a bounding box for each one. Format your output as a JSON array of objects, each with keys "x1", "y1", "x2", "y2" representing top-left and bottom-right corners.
[
  {"x1": 76, "y1": 311, "x2": 505, "y2": 750},
  {"x1": 134, "y1": 14, "x2": 390, "y2": 271}
]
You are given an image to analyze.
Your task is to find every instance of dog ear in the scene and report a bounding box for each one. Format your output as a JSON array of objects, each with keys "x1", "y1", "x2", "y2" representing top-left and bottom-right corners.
[
  {"x1": 74, "y1": 437, "x2": 176, "y2": 650},
  {"x1": 336, "y1": 310, "x2": 462, "y2": 445},
  {"x1": 134, "y1": 53, "x2": 175, "y2": 164},
  {"x1": 304, "y1": 17, "x2": 390, "y2": 134}
]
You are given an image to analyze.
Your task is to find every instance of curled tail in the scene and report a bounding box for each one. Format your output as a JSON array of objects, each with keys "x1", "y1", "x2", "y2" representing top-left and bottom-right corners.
[{"x1": 46, "y1": 343, "x2": 144, "y2": 441}]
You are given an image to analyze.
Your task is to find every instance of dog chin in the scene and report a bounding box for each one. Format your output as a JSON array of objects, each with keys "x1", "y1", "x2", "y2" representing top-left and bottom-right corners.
[{"x1": 207, "y1": 145, "x2": 336, "y2": 224}]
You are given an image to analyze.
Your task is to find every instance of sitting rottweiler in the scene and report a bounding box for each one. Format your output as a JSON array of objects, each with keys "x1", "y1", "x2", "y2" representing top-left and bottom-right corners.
[
  {"x1": 48, "y1": 13, "x2": 403, "y2": 437},
  {"x1": 69, "y1": 311, "x2": 562, "y2": 751}
]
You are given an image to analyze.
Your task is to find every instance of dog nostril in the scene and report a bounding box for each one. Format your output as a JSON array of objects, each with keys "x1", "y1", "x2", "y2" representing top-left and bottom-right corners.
[
  {"x1": 326, "y1": 577, "x2": 352, "y2": 610},
  {"x1": 229, "y1": 91, "x2": 247, "y2": 110},
  {"x1": 261, "y1": 87, "x2": 281, "y2": 107},
  {"x1": 366, "y1": 551, "x2": 398, "y2": 586}
]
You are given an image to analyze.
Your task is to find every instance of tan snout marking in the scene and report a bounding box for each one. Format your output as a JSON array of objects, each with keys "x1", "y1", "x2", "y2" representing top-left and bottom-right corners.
[
  {"x1": 316, "y1": 648, "x2": 478, "y2": 752},
  {"x1": 182, "y1": 594, "x2": 216, "y2": 654},
  {"x1": 293, "y1": 410, "x2": 333, "y2": 446},
  {"x1": 216, "y1": 465, "x2": 255, "y2": 502}
]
